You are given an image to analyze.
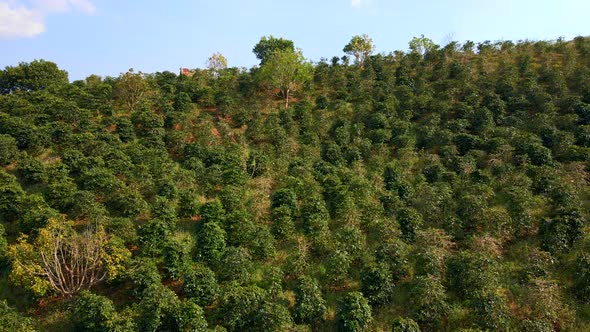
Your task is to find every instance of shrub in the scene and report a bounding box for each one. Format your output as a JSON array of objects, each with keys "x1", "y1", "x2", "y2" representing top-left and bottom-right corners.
[
  {"x1": 183, "y1": 264, "x2": 219, "y2": 306},
  {"x1": 337, "y1": 292, "x2": 373, "y2": 332}
]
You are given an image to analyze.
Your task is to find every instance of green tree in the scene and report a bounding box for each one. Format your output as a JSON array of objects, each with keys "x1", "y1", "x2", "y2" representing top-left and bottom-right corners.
[
  {"x1": 258, "y1": 49, "x2": 313, "y2": 109},
  {"x1": 0, "y1": 59, "x2": 68, "y2": 94},
  {"x1": 343, "y1": 34, "x2": 375, "y2": 66},
  {"x1": 217, "y1": 283, "x2": 267, "y2": 331},
  {"x1": 253, "y1": 36, "x2": 295, "y2": 64},
  {"x1": 114, "y1": 69, "x2": 149, "y2": 111},
  {"x1": 361, "y1": 262, "x2": 395, "y2": 305},
  {"x1": 207, "y1": 52, "x2": 228, "y2": 78},
  {"x1": 409, "y1": 35, "x2": 437, "y2": 55}
]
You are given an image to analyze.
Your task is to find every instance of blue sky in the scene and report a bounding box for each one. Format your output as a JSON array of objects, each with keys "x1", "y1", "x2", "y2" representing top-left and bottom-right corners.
[{"x1": 1, "y1": 0, "x2": 589, "y2": 80}]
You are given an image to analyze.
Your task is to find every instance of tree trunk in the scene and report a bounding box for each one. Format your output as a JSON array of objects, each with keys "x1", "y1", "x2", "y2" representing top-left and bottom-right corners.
[{"x1": 285, "y1": 89, "x2": 290, "y2": 109}]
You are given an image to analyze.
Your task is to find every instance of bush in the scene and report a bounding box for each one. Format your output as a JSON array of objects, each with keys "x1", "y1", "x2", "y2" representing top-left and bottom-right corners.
[
  {"x1": 361, "y1": 262, "x2": 395, "y2": 305},
  {"x1": 163, "y1": 239, "x2": 192, "y2": 280},
  {"x1": 0, "y1": 300, "x2": 35, "y2": 332},
  {"x1": 337, "y1": 292, "x2": 373, "y2": 332},
  {"x1": 217, "y1": 283, "x2": 267, "y2": 331},
  {"x1": 470, "y1": 291, "x2": 510, "y2": 331},
  {"x1": 197, "y1": 221, "x2": 226, "y2": 263},
  {"x1": 72, "y1": 291, "x2": 118, "y2": 332},
  {"x1": 183, "y1": 264, "x2": 220, "y2": 306},
  {"x1": 0, "y1": 134, "x2": 18, "y2": 165},
  {"x1": 391, "y1": 317, "x2": 421, "y2": 332},
  {"x1": 217, "y1": 246, "x2": 253, "y2": 283},
  {"x1": 409, "y1": 276, "x2": 449, "y2": 329},
  {"x1": 574, "y1": 254, "x2": 590, "y2": 303},
  {"x1": 16, "y1": 153, "x2": 45, "y2": 184},
  {"x1": 397, "y1": 207, "x2": 423, "y2": 243},
  {"x1": 539, "y1": 208, "x2": 584, "y2": 253},
  {"x1": 294, "y1": 276, "x2": 327, "y2": 325},
  {"x1": 253, "y1": 301, "x2": 293, "y2": 332}
]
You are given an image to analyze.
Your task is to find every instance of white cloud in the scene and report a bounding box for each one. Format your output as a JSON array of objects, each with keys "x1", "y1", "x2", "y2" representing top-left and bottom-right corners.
[
  {"x1": 0, "y1": 0, "x2": 95, "y2": 39},
  {"x1": 0, "y1": 2, "x2": 44, "y2": 38}
]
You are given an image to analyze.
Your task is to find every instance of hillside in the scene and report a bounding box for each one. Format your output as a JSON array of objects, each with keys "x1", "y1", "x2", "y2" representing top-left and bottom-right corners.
[{"x1": 1, "y1": 35, "x2": 590, "y2": 331}]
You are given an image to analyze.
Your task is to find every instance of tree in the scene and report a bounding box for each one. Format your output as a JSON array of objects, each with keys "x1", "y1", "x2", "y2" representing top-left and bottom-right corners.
[
  {"x1": 114, "y1": 69, "x2": 149, "y2": 111},
  {"x1": 9, "y1": 218, "x2": 128, "y2": 297},
  {"x1": 207, "y1": 52, "x2": 228, "y2": 78},
  {"x1": 258, "y1": 49, "x2": 313, "y2": 109},
  {"x1": 337, "y1": 292, "x2": 373, "y2": 332},
  {"x1": 343, "y1": 34, "x2": 375, "y2": 66},
  {"x1": 253, "y1": 36, "x2": 295, "y2": 64},
  {"x1": 0, "y1": 59, "x2": 68, "y2": 94},
  {"x1": 409, "y1": 35, "x2": 436, "y2": 56}
]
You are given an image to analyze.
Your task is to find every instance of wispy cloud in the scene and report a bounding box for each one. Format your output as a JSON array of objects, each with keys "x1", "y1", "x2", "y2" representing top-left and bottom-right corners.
[{"x1": 0, "y1": 0, "x2": 95, "y2": 39}]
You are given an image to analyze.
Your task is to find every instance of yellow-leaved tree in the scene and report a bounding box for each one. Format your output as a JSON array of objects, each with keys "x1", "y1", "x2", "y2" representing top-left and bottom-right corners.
[{"x1": 9, "y1": 217, "x2": 130, "y2": 298}]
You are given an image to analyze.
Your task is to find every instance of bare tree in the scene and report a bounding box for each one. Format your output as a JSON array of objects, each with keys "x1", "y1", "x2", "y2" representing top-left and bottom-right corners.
[{"x1": 10, "y1": 218, "x2": 113, "y2": 297}]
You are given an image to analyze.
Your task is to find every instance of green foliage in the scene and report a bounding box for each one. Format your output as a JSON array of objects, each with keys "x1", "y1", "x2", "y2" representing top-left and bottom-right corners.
[
  {"x1": 294, "y1": 276, "x2": 327, "y2": 325},
  {"x1": 361, "y1": 262, "x2": 395, "y2": 305},
  {"x1": 3, "y1": 36, "x2": 590, "y2": 331},
  {"x1": 447, "y1": 251, "x2": 497, "y2": 299},
  {"x1": 469, "y1": 291, "x2": 510, "y2": 331},
  {"x1": 182, "y1": 264, "x2": 219, "y2": 306},
  {"x1": 0, "y1": 134, "x2": 18, "y2": 165},
  {"x1": 258, "y1": 48, "x2": 313, "y2": 108},
  {"x1": 0, "y1": 300, "x2": 36, "y2": 332},
  {"x1": 0, "y1": 60, "x2": 68, "y2": 94},
  {"x1": 391, "y1": 317, "x2": 421, "y2": 332},
  {"x1": 343, "y1": 34, "x2": 375, "y2": 66},
  {"x1": 197, "y1": 221, "x2": 226, "y2": 263},
  {"x1": 574, "y1": 254, "x2": 590, "y2": 303},
  {"x1": 252, "y1": 35, "x2": 295, "y2": 64},
  {"x1": 138, "y1": 284, "x2": 208, "y2": 332},
  {"x1": 163, "y1": 239, "x2": 191, "y2": 280},
  {"x1": 217, "y1": 283, "x2": 267, "y2": 331},
  {"x1": 72, "y1": 291, "x2": 119, "y2": 332},
  {"x1": 539, "y1": 208, "x2": 585, "y2": 253},
  {"x1": 397, "y1": 207, "x2": 423, "y2": 243},
  {"x1": 409, "y1": 276, "x2": 449, "y2": 329},
  {"x1": 217, "y1": 246, "x2": 253, "y2": 283},
  {"x1": 337, "y1": 291, "x2": 373, "y2": 332}
]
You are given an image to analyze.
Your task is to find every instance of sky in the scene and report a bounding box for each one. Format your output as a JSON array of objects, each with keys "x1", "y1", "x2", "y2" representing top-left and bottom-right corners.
[{"x1": 0, "y1": 0, "x2": 589, "y2": 80}]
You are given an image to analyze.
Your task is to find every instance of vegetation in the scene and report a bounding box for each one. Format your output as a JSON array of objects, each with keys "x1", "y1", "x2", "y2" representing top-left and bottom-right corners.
[{"x1": 1, "y1": 35, "x2": 590, "y2": 331}]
